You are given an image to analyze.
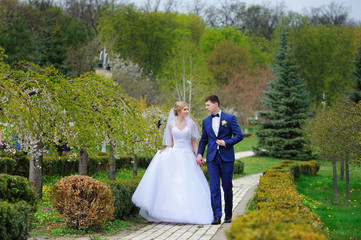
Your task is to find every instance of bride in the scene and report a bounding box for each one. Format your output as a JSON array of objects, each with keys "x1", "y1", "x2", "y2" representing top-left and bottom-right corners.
[{"x1": 132, "y1": 101, "x2": 213, "y2": 224}]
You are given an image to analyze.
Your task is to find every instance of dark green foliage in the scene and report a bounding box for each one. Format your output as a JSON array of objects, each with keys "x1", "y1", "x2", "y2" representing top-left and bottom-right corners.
[
  {"x1": 254, "y1": 30, "x2": 311, "y2": 160},
  {"x1": 0, "y1": 200, "x2": 34, "y2": 240},
  {"x1": 0, "y1": 152, "x2": 152, "y2": 177},
  {"x1": 0, "y1": 174, "x2": 38, "y2": 211},
  {"x1": 0, "y1": 157, "x2": 16, "y2": 174},
  {"x1": 0, "y1": 14, "x2": 34, "y2": 64},
  {"x1": 0, "y1": 174, "x2": 38, "y2": 240},
  {"x1": 350, "y1": 44, "x2": 361, "y2": 103},
  {"x1": 234, "y1": 160, "x2": 244, "y2": 174},
  {"x1": 107, "y1": 179, "x2": 140, "y2": 220},
  {"x1": 36, "y1": 10, "x2": 67, "y2": 70},
  {"x1": 0, "y1": 151, "x2": 29, "y2": 177}
]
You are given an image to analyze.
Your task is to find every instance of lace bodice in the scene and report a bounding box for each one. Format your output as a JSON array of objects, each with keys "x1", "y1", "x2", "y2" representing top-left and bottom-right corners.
[{"x1": 172, "y1": 125, "x2": 192, "y2": 150}]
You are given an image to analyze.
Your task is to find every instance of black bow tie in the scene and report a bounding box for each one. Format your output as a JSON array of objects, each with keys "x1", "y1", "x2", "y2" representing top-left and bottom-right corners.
[{"x1": 211, "y1": 113, "x2": 219, "y2": 118}]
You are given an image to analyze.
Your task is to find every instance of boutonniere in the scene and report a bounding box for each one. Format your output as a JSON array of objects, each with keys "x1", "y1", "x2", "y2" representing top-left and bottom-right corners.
[{"x1": 222, "y1": 120, "x2": 227, "y2": 127}]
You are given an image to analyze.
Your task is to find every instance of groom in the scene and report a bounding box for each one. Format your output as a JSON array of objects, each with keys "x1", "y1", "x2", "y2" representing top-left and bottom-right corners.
[{"x1": 196, "y1": 95, "x2": 243, "y2": 225}]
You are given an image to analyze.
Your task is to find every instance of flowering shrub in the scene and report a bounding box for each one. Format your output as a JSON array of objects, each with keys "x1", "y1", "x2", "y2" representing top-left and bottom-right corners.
[{"x1": 50, "y1": 175, "x2": 114, "y2": 229}]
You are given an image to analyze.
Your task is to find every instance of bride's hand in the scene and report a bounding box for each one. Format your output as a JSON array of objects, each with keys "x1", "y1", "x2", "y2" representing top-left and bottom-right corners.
[{"x1": 159, "y1": 146, "x2": 170, "y2": 154}]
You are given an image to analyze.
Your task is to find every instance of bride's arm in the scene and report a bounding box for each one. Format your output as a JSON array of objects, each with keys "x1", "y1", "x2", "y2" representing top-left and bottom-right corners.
[
  {"x1": 191, "y1": 137, "x2": 198, "y2": 156},
  {"x1": 160, "y1": 136, "x2": 174, "y2": 153}
]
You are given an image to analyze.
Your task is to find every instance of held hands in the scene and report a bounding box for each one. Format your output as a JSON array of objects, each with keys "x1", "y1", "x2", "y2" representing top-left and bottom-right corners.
[{"x1": 196, "y1": 154, "x2": 205, "y2": 166}]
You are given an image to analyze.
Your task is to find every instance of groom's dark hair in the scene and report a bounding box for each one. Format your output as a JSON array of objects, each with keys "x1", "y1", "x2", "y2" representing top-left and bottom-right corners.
[{"x1": 205, "y1": 95, "x2": 220, "y2": 107}]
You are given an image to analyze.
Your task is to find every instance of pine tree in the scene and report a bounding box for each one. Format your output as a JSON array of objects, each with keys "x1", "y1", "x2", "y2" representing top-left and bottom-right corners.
[
  {"x1": 254, "y1": 30, "x2": 311, "y2": 160},
  {"x1": 350, "y1": 44, "x2": 361, "y2": 103}
]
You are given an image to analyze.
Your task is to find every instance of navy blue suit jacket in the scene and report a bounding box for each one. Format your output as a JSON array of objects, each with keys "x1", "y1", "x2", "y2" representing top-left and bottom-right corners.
[{"x1": 198, "y1": 112, "x2": 243, "y2": 162}]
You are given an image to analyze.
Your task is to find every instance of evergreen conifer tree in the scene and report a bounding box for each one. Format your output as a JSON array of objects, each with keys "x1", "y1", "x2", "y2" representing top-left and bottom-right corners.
[
  {"x1": 254, "y1": 30, "x2": 311, "y2": 160},
  {"x1": 350, "y1": 44, "x2": 361, "y2": 103}
]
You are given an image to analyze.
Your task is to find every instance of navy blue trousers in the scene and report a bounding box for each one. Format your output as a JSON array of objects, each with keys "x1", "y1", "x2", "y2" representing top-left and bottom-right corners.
[{"x1": 207, "y1": 151, "x2": 234, "y2": 219}]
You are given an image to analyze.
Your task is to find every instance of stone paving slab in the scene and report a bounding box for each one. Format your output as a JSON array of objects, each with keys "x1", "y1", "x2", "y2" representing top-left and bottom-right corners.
[{"x1": 119, "y1": 173, "x2": 262, "y2": 240}]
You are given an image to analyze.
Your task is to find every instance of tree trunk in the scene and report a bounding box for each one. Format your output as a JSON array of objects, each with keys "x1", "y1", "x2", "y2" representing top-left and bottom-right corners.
[
  {"x1": 79, "y1": 147, "x2": 88, "y2": 175},
  {"x1": 133, "y1": 153, "x2": 137, "y2": 179},
  {"x1": 109, "y1": 141, "x2": 116, "y2": 181},
  {"x1": 332, "y1": 159, "x2": 339, "y2": 198},
  {"x1": 345, "y1": 160, "x2": 350, "y2": 202},
  {"x1": 340, "y1": 158, "x2": 344, "y2": 181},
  {"x1": 29, "y1": 141, "x2": 43, "y2": 199}
]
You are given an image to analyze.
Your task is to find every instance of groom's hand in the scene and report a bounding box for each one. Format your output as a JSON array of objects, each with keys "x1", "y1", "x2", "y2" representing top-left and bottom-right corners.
[{"x1": 216, "y1": 139, "x2": 226, "y2": 147}]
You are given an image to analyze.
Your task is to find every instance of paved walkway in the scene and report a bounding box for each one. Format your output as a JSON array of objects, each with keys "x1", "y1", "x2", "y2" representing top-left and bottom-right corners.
[{"x1": 116, "y1": 173, "x2": 261, "y2": 240}]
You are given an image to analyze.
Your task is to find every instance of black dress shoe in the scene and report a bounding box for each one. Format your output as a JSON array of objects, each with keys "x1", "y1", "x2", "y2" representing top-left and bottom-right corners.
[
  {"x1": 211, "y1": 217, "x2": 221, "y2": 225},
  {"x1": 224, "y1": 215, "x2": 232, "y2": 223}
]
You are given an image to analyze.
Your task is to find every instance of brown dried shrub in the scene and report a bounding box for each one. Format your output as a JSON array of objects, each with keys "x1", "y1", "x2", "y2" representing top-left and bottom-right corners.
[{"x1": 50, "y1": 175, "x2": 114, "y2": 229}]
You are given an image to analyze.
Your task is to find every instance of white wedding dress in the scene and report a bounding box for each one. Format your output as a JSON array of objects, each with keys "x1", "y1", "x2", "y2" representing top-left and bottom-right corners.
[{"x1": 132, "y1": 120, "x2": 213, "y2": 224}]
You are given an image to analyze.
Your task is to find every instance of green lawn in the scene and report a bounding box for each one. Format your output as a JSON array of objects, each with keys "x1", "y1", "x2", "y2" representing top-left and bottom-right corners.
[
  {"x1": 234, "y1": 136, "x2": 258, "y2": 152},
  {"x1": 296, "y1": 162, "x2": 361, "y2": 240},
  {"x1": 238, "y1": 156, "x2": 280, "y2": 176}
]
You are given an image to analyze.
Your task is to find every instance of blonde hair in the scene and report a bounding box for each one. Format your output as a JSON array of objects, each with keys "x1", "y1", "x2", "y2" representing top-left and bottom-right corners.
[{"x1": 173, "y1": 101, "x2": 188, "y2": 116}]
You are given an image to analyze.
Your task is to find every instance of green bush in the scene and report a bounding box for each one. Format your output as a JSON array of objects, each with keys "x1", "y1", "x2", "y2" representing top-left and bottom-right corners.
[
  {"x1": 0, "y1": 174, "x2": 38, "y2": 211},
  {"x1": 0, "y1": 174, "x2": 37, "y2": 240},
  {"x1": 50, "y1": 175, "x2": 115, "y2": 229},
  {"x1": 107, "y1": 179, "x2": 140, "y2": 220},
  {"x1": 234, "y1": 160, "x2": 244, "y2": 174},
  {"x1": 0, "y1": 200, "x2": 34, "y2": 240},
  {"x1": 0, "y1": 157, "x2": 16, "y2": 174},
  {"x1": 0, "y1": 151, "x2": 29, "y2": 177}
]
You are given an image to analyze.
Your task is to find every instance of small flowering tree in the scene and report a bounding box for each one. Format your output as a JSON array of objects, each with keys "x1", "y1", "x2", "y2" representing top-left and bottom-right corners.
[
  {"x1": 0, "y1": 61, "x2": 68, "y2": 198},
  {"x1": 123, "y1": 105, "x2": 166, "y2": 178}
]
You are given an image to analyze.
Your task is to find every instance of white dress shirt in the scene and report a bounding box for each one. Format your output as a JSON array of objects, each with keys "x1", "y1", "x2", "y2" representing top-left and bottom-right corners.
[{"x1": 212, "y1": 110, "x2": 221, "y2": 137}]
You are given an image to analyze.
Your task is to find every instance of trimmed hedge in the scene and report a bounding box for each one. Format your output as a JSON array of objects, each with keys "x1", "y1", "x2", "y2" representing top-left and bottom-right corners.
[
  {"x1": 106, "y1": 179, "x2": 140, "y2": 220},
  {"x1": 0, "y1": 200, "x2": 34, "y2": 240},
  {"x1": 0, "y1": 174, "x2": 38, "y2": 240},
  {"x1": 0, "y1": 151, "x2": 152, "y2": 177},
  {"x1": 0, "y1": 174, "x2": 38, "y2": 211},
  {"x1": 227, "y1": 160, "x2": 326, "y2": 240}
]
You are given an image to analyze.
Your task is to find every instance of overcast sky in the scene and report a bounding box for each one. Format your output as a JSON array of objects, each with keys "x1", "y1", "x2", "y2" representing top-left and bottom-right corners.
[{"x1": 130, "y1": 0, "x2": 361, "y2": 21}]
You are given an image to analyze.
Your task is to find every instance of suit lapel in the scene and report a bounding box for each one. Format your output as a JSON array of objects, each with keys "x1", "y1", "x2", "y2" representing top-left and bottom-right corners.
[
  {"x1": 207, "y1": 116, "x2": 217, "y2": 138},
  {"x1": 218, "y1": 113, "x2": 223, "y2": 136}
]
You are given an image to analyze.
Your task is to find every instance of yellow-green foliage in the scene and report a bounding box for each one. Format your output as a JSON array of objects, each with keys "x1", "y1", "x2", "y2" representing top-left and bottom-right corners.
[
  {"x1": 227, "y1": 160, "x2": 325, "y2": 240},
  {"x1": 50, "y1": 175, "x2": 114, "y2": 229}
]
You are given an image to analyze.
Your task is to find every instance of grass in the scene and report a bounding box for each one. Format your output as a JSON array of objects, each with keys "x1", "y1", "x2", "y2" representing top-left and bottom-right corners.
[
  {"x1": 31, "y1": 168, "x2": 146, "y2": 239},
  {"x1": 237, "y1": 156, "x2": 280, "y2": 177},
  {"x1": 296, "y1": 162, "x2": 361, "y2": 240},
  {"x1": 234, "y1": 135, "x2": 258, "y2": 152}
]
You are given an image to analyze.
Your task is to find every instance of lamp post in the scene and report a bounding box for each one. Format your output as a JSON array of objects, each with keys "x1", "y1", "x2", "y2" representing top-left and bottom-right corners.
[
  {"x1": 95, "y1": 48, "x2": 113, "y2": 153},
  {"x1": 95, "y1": 47, "x2": 113, "y2": 79}
]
